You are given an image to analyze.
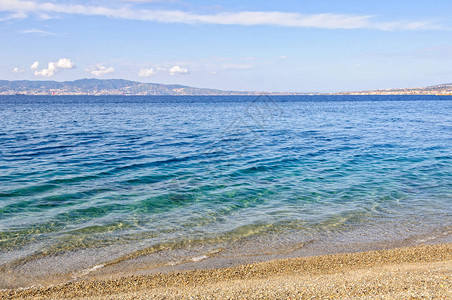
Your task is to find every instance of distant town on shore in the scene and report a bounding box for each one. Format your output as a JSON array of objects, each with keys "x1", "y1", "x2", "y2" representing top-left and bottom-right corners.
[{"x1": 0, "y1": 79, "x2": 451, "y2": 96}]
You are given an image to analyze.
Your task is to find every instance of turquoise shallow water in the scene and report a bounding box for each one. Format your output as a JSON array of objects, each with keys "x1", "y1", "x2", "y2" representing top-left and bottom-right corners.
[{"x1": 0, "y1": 95, "x2": 451, "y2": 286}]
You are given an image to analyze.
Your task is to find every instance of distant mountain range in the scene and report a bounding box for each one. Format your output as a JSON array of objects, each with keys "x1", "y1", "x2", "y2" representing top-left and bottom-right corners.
[
  {"x1": 0, "y1": 79, "x2": 302, "y2": 96},
  {"x1": 0, "y1": 79, "x2": 451, "y2": 95}
]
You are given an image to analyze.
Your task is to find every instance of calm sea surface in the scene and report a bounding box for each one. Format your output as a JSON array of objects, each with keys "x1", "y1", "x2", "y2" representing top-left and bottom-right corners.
[{"x1": 0, "y1": 95, "x2": 451, "y2": 287}]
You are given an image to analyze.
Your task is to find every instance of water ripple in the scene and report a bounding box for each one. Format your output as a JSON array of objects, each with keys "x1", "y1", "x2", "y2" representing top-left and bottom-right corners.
[{"x1": 0, "y1": 95, "x2": 451, "y2": 268}]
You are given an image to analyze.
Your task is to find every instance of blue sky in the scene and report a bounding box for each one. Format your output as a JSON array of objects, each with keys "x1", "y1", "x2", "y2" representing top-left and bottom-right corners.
[{"x1": 0, "y1": 0, "x2": 451, "y2": 92}]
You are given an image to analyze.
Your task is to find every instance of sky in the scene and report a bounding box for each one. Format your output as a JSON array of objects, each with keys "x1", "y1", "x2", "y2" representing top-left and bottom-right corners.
[{"x1": 0, "y1": 0, "x2": 451, "y2": 92}]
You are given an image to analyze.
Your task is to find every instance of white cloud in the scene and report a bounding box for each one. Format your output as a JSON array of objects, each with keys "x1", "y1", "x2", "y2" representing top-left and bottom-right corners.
[
  {"x1": 138, "y1": 67, "x2": 156, "y2": 77},
  {"x1": 12, "y1": 67, "x2": 24, "y2": 73},
  {"x1": 34, "y1": 58, "x2": 75, "y2": 77},
  {"x1": 37, "y1": 12, "x2": 52, "y2": 20},
  {"x1": 54, "y1": 58, "x2": 74, "y2": 68},
  {"x1": 0, "y1": 0, "x2": 442, "y2": 31},
  {"x1": 30, "y1": 61, "x2": 39, "y2": 70},
  {"x1": 169, "y1": 65, "x2": 189, "y2": 75},
  {"x1": 89, "y1": 64, "x2": 115, "y2": 76},
  {"x1": 21, "y1": 28, "x2": 55, "y2": 36}
]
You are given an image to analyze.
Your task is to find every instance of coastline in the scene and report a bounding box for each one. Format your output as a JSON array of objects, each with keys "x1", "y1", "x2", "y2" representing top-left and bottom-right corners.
[
  {"x1": 1, "y1": 95, "x2": 451, "y2": 298},
  {"x1": 2, "y1": 243, "x2": 451, "y2": 299}
]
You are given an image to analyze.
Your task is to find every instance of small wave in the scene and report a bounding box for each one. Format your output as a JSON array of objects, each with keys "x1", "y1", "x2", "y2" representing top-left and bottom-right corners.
[
  {"x1": 167, "y1": 249, "x2": 224, "y2": 266},
  {"x1": 74, "y1": 264, "x2": 104, "y2": 278},
  {"x1": 235, "y1": 240, "x2": 315, "y2": 257},
  {"x1": 191, "y1": 255, "x2": 208, "y2": 262}
]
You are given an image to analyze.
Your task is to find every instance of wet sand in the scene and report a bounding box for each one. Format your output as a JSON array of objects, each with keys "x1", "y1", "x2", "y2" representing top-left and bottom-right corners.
[{"x1": 2, "y1": 243, "x2": 451, "y2": 299}]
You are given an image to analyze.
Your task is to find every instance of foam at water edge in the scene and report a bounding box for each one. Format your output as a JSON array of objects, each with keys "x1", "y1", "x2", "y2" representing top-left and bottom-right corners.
[{"x1": 73, "y1": 264, "x2": 105, "y2": 279}]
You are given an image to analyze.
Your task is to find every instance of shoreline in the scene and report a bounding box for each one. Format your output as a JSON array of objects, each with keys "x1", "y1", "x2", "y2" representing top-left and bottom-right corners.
[
  {"x1": 1, "y1": 225, "x2": 450, "y2": 291},
  {"x1": 2, "y1": 243, "x2": 451, "y2": 299}
]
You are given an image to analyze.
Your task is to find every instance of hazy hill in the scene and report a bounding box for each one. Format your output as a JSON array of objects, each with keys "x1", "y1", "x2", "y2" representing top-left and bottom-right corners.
[
  {"x1": 0, "y1": 79, "x2": 260, "y2": 95},
  {"x1": 0, "y1": 79, "x2": 450, "y2": 95}
]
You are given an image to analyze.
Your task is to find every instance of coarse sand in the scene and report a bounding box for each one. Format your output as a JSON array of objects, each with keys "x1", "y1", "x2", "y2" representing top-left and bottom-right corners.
[{"x1": 1, "y1": 243, "x2": 451, "y2": 299}]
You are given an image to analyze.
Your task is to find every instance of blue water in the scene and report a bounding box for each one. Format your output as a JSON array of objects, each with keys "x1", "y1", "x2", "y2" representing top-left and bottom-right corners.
[{"x1": 0, "y1": 95, "x2": 451, "y2": 285}]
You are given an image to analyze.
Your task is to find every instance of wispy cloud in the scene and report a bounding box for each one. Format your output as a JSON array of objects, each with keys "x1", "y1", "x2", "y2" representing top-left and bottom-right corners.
[
  {"x1": 220, "y1": 63, "x2": 253, "y2": 70},
  {"x1": 34, "y1": 58, "x2": 75, "y2": 77},
  {"x1": 21, "y1": 28, "x2": 55, "y2": 36},
  {"x1": 0, "y1": 0, "x2": 442, "y2": 31},
  {"x1": 0, "y1": 10, "x2": 27, "y2": 21}
]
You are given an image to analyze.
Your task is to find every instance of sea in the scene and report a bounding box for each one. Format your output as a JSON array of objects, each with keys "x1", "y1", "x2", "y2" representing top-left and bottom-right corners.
[{"x1": 0, "y1": 95, "x2": 451, "y2": 288}]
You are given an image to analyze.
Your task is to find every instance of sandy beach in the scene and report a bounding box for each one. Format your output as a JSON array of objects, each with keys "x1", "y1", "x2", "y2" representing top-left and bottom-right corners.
[{"x1": 1, "y1": 243, "x2": 450, "y2": 299}]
